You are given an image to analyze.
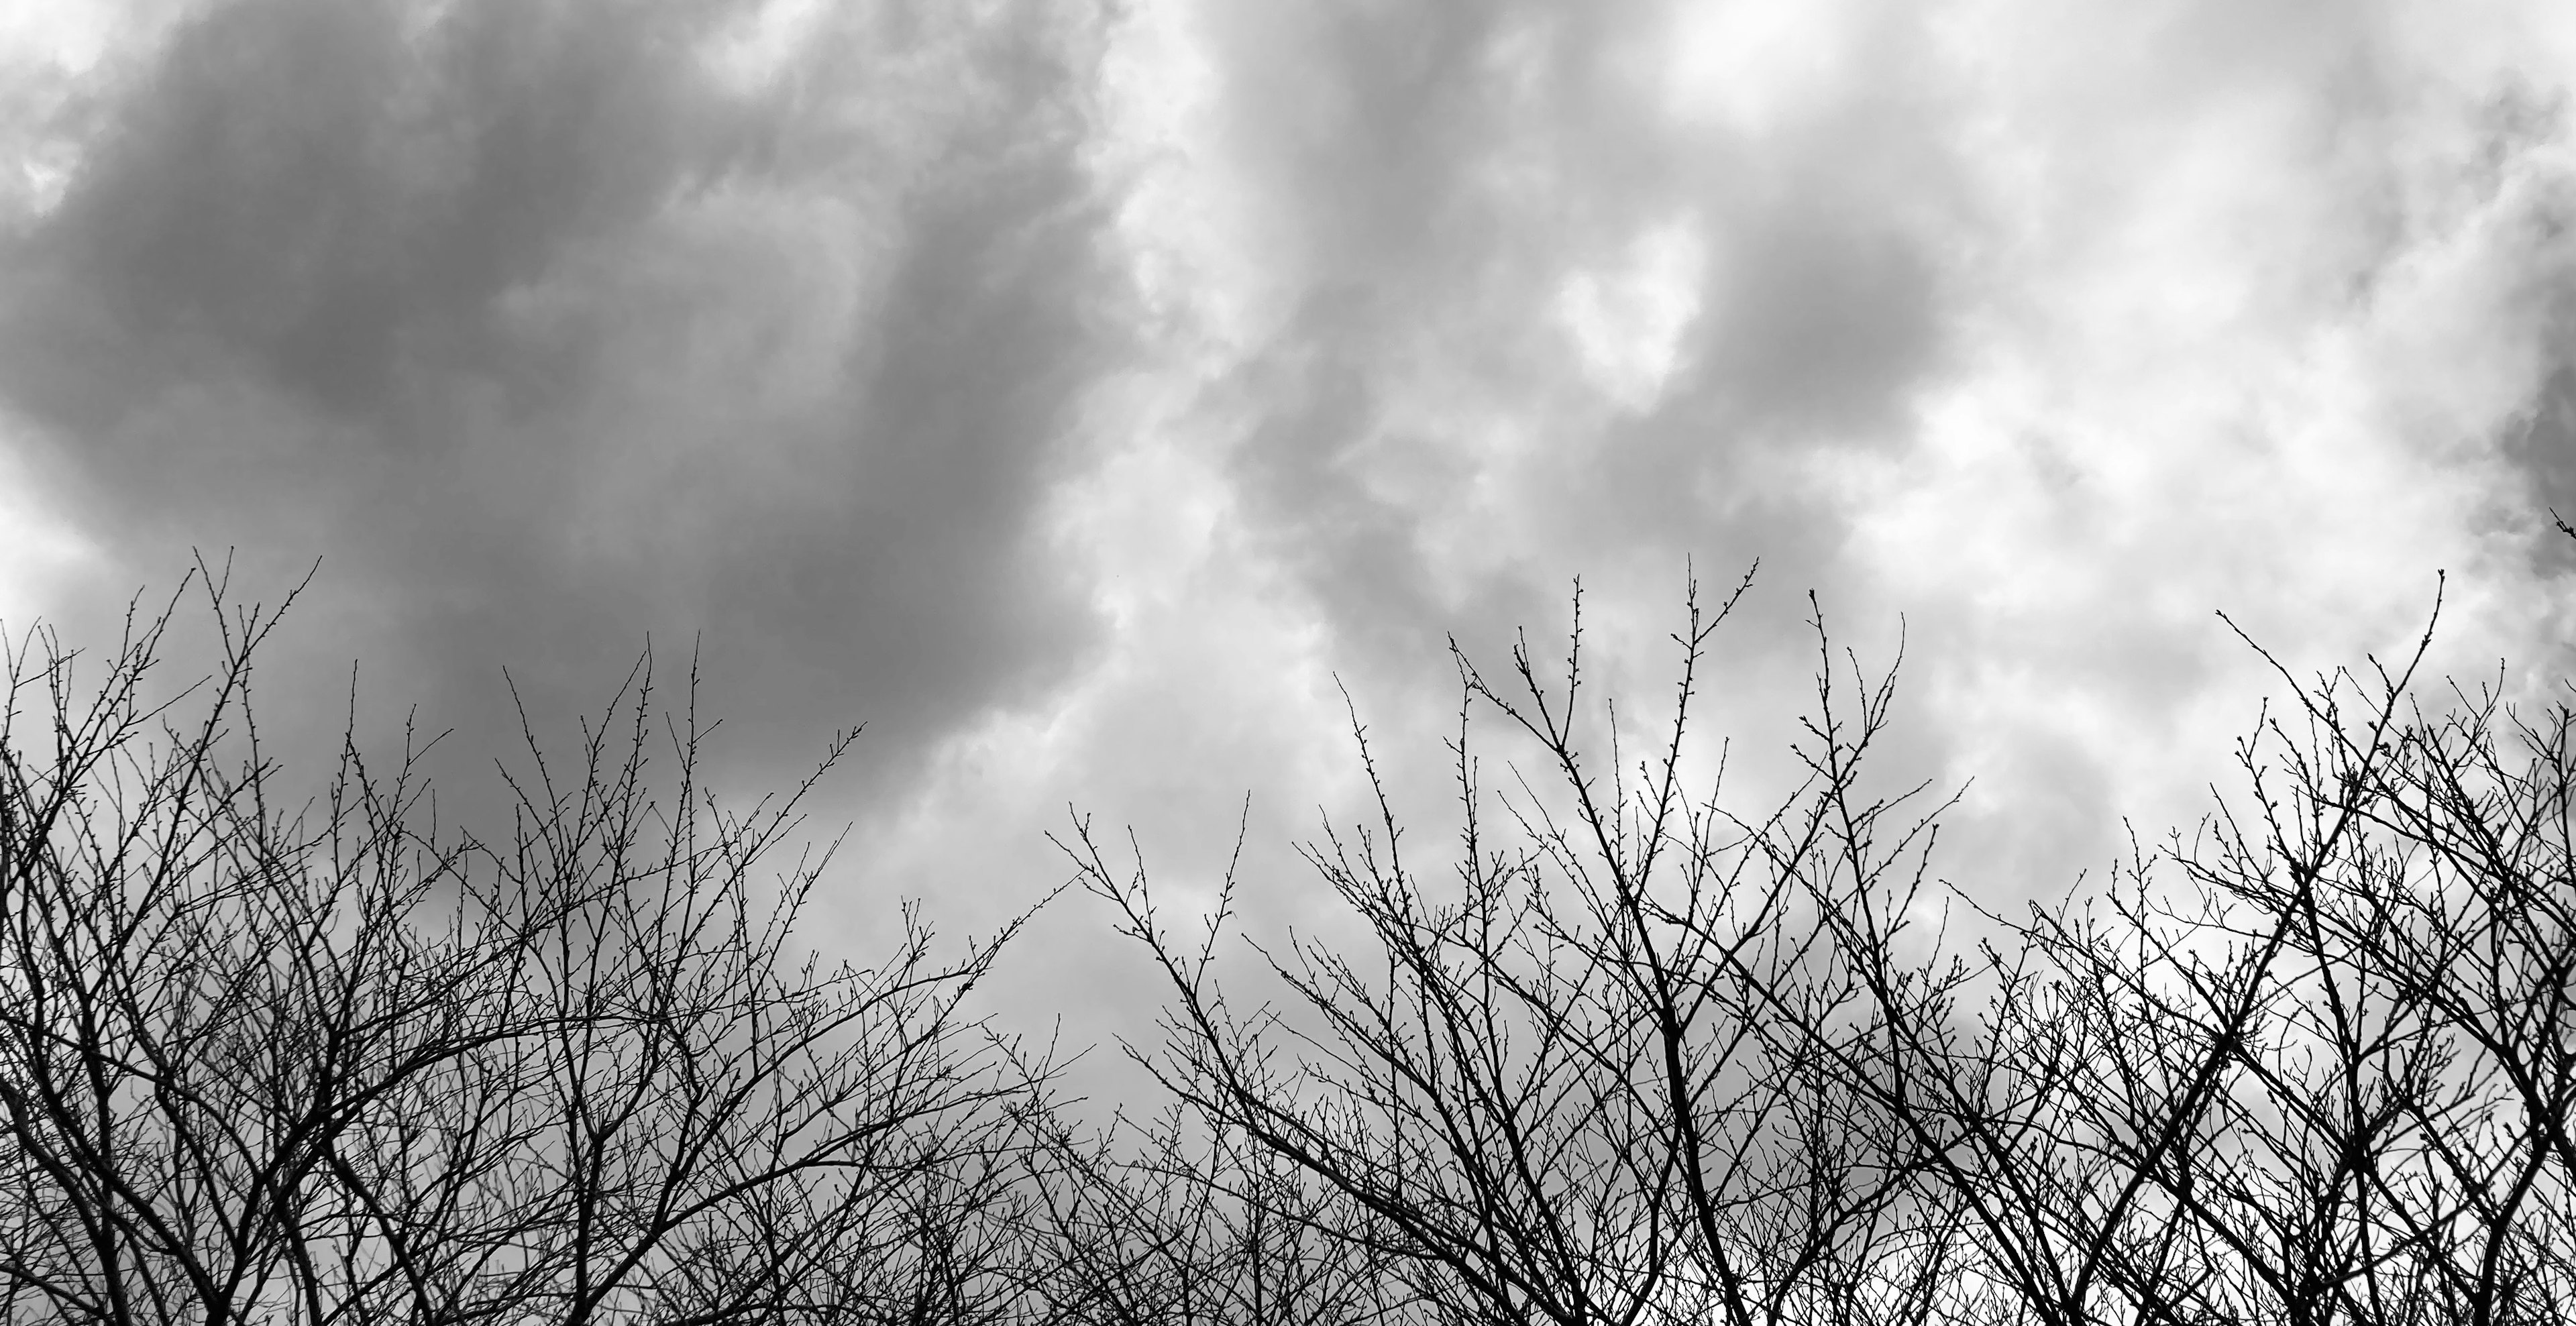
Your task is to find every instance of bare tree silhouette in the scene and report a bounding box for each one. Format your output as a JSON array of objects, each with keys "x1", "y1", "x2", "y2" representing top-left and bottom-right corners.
[
  {"x1": 0, "y1": 565, "x2": 1050, "y2": 1326},
  {"x1": 11, "y1": 553, "x2": 2575, "y2": 1326}
]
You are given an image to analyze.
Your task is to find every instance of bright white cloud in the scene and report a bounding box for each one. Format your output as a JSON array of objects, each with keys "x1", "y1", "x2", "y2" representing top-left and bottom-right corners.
[
  {"x1": 1823, "y1": 0, "x2": 2576, "y2": 876},
  {"x1": 0, "y1": 0, "x2": 120, "y2": 74},
  {"x1": 0, "y1": 414, "x2": 97, "y2": 632},
  {"x1": 1665, "y1": 0, "x2": 1860, "y2": 135},
  {"x1": 1557, "y1": 216, "x2": 1707, "y2": 412},
  {"x1": 697, "y1": 0, "x2": 831, "y2": 97}
]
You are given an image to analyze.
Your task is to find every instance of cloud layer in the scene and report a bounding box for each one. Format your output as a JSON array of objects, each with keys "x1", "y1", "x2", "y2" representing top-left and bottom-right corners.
[{"x1": 7, "y1": 0, "x2": 2576, "y2": 1059}]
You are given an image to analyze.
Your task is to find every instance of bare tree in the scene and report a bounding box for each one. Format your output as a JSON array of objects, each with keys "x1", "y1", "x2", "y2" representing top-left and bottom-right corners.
[
  {"x1": 18, "y1": 553, "x2": 2576, "y2": 1326},
  {"x1": 0, "y1": 565, "x2": 1051, "y2": 1326},
  {"x1": 1790, "y1": 577, "x2": 2576, "y2": 1326},
  {"x1": 1015, "y1": 1100, "x2": 1415, "y2": 1325},
  {"x1": 1080, "y1": 564, "x2": 2576, "y2": 1326},
  {"x1": 1072, "y1": 571, "x2": 1963, "y2": 1326}
]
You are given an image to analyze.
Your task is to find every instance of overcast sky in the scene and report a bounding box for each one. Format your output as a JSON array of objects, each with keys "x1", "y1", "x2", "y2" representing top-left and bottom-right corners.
[{"x1": 6, "y1": 0, "x2": 2576, "y2": 1072}]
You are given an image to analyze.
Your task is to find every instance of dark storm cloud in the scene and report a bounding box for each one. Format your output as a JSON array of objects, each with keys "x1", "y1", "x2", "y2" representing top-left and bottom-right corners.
[{"x1": 0, "y1": 0, "x2": 1122, "y2": 806}]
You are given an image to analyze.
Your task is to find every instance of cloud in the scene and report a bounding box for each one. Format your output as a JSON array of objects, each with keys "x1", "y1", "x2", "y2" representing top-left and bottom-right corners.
[
  {"x1": 0, "y1": 0, "x2": 1125, "y2": 814},
  {"x1": 1074, "y1": 0, "x2": 1970, "y2": 721},
  {"x1": 886, "y1": 0, "x2": 2576, "y2": 959},
  {"x1": 10, "y1": 0, "x2": 2576, "y2": 1073}
]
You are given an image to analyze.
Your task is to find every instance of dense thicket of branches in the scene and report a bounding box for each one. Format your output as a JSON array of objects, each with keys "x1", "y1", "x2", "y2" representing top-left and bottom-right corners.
[
  {"x1": 0, "y1": 571, "x2": 1049, "y2": 1325},
  {"x1": 5, "y1": 562, "x2": 2573, "y2": 1325},
  {"x1": 1076, "y1": 567, "x2": 2576, "y2": 1326}
]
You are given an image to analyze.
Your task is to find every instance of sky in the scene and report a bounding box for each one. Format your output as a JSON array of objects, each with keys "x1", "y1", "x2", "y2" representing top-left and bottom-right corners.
[{"x1": 6, "y1": 0, "x2": 2576, "y2": 1080}]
